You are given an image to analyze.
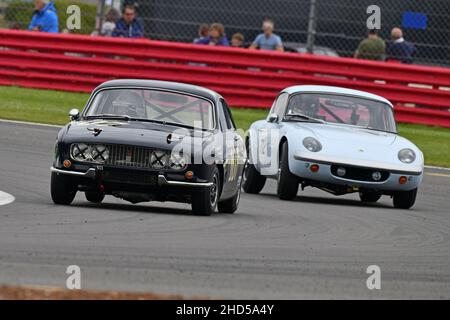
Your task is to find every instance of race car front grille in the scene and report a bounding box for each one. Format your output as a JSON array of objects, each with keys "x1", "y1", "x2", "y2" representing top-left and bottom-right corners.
[
  {"x1": 331, "y1": 165, "x2": 390, "y2": 182},
  {"x1": 105, "y1": 145, "x2": 168, "y2": 170}
]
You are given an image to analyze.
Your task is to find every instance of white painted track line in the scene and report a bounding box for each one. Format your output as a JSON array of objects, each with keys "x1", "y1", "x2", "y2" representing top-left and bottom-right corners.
[
  {"x1": 0, "y1": 191, "x2": 15, "y2": 206},
  {"x1": 0, "y1": 118, "x2": 62, "y2": 128}
]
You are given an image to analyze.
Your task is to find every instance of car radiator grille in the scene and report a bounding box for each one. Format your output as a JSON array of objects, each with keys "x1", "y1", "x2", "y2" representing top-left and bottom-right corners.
[
  {"x1": 105, "y1": 145, "x2": 163, "y2": 169},
  {"x1": 330, "y1": 165, "x2": 390, "y2": 182}
]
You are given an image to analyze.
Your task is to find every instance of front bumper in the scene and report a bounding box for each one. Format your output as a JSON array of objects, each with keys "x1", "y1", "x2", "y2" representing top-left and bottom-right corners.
[
  {"x1": 50, "y1": 167, "x2": 213, "y2": 188},
  {"x1": 291, "y1": 154, "x2": 423, "y2": 192}
]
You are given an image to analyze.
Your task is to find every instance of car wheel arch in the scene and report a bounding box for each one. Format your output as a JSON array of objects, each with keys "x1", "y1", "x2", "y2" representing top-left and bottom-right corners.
[
  {"x1": 279, "y1": 136, "x2": 288, "y2": 162},
  {"x1": 245, "y1": 135, "x2": 258, "y2": 172}
]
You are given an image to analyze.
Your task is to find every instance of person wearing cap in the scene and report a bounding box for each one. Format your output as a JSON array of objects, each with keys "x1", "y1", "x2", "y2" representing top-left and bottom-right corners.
[{"x1": 28, "y1": 0, "x2": 59, "y2": 33}]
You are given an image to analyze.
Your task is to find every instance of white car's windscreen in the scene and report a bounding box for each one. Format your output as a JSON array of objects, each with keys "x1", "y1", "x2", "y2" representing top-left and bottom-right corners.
[
  {"x1": 85, "y1": 89, "x2": 214, "y2": 130},
  {"x1": 286, "y1": 93, "x2": 397, "y2": 133}
]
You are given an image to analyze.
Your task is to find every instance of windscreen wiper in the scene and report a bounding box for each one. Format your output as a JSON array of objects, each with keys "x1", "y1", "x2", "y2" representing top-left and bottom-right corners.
[
  {"x1": 85, "y1": 114, "x2": 131, "y2": 121},
  {"x1": 126, "y1": 118, "x2": 209, "y2": 131},
  {"x1": 285, "y1": 113, "x2": 325, "y2": 123},
  {"x1": 364, "y1": 126, "x2": 397, "y2": 134}
]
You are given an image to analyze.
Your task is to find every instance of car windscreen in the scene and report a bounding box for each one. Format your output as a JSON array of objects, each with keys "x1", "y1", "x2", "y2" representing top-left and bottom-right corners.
[
  {"x1": 285, "y1": 93, "x2": 397, "y2": 133},
  {"x1": 85, "y1": 88, "x2": 215, "y2": 130}
]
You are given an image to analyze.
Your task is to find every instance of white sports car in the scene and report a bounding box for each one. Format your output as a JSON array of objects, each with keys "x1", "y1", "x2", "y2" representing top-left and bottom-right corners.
[{"x1": 243, "y1": 85, "x2": 424, "y2": 209}]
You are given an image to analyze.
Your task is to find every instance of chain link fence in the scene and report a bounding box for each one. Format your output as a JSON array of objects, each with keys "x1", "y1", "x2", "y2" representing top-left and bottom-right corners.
[
  {"x1": 0, "y1": 0, "x2": 449, "y2": 67},
  {"x1": 0, "y1": 0, "x2": 98, "y2": 34}
]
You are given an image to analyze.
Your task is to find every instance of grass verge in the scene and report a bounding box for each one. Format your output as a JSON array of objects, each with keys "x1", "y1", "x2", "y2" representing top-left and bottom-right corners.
[{"x1": 1, "y1": 86, "x2": 449, "y2": 167}]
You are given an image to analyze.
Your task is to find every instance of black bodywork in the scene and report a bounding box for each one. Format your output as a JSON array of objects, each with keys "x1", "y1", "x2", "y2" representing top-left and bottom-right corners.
[{"x1": 51, "y1": 80, "x2": 245, "y2": 214}]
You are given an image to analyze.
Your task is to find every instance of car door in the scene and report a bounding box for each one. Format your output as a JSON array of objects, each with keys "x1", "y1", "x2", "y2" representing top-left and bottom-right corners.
[
  {"x1": 218, "y1": 99, "x2": 243, "y2": 198},
  {"x1": 257, "y1": 92, "x2": 289, "y2": 176}
]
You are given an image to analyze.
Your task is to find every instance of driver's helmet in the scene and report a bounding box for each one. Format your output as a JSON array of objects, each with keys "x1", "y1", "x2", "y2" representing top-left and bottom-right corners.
[
  {"x1": 290, "y1": 94, "x2": 319, "y2": 117},
  {"x1": 114, "y1": 90, "x2": 146, "y2": 118}
]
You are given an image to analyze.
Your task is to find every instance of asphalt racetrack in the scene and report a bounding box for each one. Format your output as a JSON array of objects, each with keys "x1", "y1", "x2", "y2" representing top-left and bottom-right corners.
[{"x1": 0, "y1": 121, "x2": 449, "y2": 299}]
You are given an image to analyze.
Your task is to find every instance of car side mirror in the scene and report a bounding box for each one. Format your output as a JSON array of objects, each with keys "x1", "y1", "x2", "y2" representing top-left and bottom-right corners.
[
  {"x1": 69, "y1": 108, "x2": 80, "y2": 121},
  {"x1": 268, "y1": 113, "x2": 278, "y2": 123}
]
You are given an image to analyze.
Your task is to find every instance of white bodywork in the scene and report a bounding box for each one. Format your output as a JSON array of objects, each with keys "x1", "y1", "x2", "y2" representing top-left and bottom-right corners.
[{"x1": 248, "y1": 85, "x2": 424, "y2": 193}]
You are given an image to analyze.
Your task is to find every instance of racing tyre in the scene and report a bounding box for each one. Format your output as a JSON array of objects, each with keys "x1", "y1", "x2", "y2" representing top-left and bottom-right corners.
[
  {"x1": 191, "y1": 167, "x2": 220, "y2": 216},
  {"x1": 218, "y1": 183, "x2": 241, "y2": 214},
  {"x1": 277, "y1": 142, "x2": 299, "y2": 200},
  {"x1": 359, "y1": 191, "x2": 382, "y2": 203},
  {"x1": 242, "y1": 140, "x2": 266, "y2": 194},
  {"x1": 50, "y1": 172, "x2": 77, "y2": 205},
  {"x1": 393, "y1": 188, "x2": 417, "y2": 209},
  {"x1": 242, "y1": 163, "x2": 266, "y2": 194},
  {"x1": 85, "y1": 191, "x2": 105, "y2": 204}
]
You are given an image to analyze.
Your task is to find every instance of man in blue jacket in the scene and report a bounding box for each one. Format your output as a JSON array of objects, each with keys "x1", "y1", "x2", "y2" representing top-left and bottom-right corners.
[
  {"x1": 112, "y1": 5, "x2": 144, "y2": 38},
  {"x1": 28, "y1": 0, "x2": 59, "y2": 33},
  {"x1": 387, "y1": 27, "x2": 416, "y2": 64}
]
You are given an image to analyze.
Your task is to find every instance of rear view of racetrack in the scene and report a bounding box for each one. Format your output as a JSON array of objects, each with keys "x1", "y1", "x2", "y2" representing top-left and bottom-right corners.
[{"x1": 0, "y1": 121, "x2": 449, "y2": 299}]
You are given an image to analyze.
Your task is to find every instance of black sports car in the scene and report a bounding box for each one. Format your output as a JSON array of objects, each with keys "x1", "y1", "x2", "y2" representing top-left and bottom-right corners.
[{"x1": 51, "y1": 79, "x2": 246, "y2": 216}]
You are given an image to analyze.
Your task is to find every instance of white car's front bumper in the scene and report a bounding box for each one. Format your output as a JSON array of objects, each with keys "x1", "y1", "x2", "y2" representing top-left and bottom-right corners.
[{"x1": 292, "y1": 152, "x2": 423, "y2": 192}]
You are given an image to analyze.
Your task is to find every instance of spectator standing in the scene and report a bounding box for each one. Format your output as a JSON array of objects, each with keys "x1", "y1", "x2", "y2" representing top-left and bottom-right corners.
[
  {"x1": 28, "y1": 0, "x2": 58, "y2": 33},
  {"x1": 249, "y1": 18, "x2": 283, "y2": 51},
  {"x1": 101, "y1": 8, "x2": 120, "y2": 37},
  {"x1": 354, "y1": 29, "x2": 385, "y2": 61},
  {"x1": 194, "y1": 24, "x2": 209, "y2": 43},
  {"x1": 195, "y1": 23, "x2": 229, "y2": 46},
  {"x1": 387, "y1": 27, "x2": 416, "y2": 64},
  {"x1": 112, "y1": 5, "x2": 144, "y2": 38},
  {"x1": 231, "y1": 33, "x2": 245, "y2": 48}
]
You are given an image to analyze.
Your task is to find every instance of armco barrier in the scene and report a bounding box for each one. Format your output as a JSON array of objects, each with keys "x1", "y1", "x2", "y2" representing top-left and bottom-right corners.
[{"x1": 0, "y1": 30, "x2": 449, "y2": 128}]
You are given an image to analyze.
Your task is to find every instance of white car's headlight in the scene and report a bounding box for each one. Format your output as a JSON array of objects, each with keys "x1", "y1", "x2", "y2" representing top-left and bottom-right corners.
[
  {"x1": 303, "y1": 137, "x2": 322, "y2": 152},
  {"x1": 151, "y1": 150, "x2": 169, "y2": 169},
  {"x1": 398, "y1": 148, "x2": 416, "y2": 164},
  {"x1": 169, "y1": 152, "x2": 188, "y2": 170}
]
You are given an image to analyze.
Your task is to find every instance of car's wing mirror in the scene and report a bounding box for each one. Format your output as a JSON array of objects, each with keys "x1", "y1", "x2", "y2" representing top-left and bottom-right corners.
[
  {"x1": 69, "y1": 108, "x2": 80, "y2": 121},
  {"x1": 268, "y1": 113, "x2": 278, "y2": 123}
]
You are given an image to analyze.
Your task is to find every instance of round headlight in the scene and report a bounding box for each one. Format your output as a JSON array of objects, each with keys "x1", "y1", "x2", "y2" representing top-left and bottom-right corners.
[
  {"x1": 372, "y1": 171, "x2": 382, "y2": 181},
  {"x1": 336, "y1": 167, "x2": 346, "y2": 177},
  {"x1": 71, "y1": 143, "x2": 90, "y2": 162},
  {"x1": 91, "y1": 145, "x2": 109, "y2": 163},
  {"x1": 151, "y1": 151, "x2": 169, "y2": 169},
  {"x1": 303, "y1": 137, "x2": 322, "y2": 152},
  {"x1": 398, "y1": 148, "x2": 416, "y2": 164},
  {"x1": 169, "y1": 152, "x2": 187, "y2": 170}
]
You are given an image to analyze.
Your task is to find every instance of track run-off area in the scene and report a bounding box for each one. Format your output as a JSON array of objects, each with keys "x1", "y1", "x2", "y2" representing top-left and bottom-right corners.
[{"x1": 0, "y1": 120, "x2": 449, "y2": 299}]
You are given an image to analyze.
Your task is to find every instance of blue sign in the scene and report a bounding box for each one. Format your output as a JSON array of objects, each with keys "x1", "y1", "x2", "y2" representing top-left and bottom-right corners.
[{"x1": 402, "y1": 12, "x2": 427, "y2": 30}]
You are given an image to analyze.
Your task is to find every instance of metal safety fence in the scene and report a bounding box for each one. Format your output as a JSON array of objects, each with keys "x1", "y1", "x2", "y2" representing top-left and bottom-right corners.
[
  {"x1": 1, "y1": 29, "x2": 450, "y2": 128},
  {"x1": 0, "y1": 0, "x2": 449, "y2": 67}
]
